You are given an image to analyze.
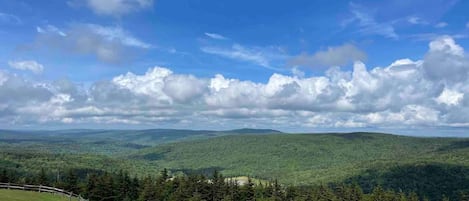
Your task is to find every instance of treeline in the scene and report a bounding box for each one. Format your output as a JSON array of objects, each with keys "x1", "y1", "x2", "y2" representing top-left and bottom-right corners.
[{"x1": 0, "y1": 167, "x2": 462, "y2": 201}]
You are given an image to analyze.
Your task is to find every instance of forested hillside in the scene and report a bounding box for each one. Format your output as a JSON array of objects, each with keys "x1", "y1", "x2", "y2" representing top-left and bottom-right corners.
[{"x1": 1, "y1": 131, "x2": 469, "y2": 200}]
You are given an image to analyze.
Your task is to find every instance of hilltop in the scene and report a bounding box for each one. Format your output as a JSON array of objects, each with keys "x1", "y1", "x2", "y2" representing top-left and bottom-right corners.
[{"x1": 132, "y1": 132, "x2": 469, "y2": 185}]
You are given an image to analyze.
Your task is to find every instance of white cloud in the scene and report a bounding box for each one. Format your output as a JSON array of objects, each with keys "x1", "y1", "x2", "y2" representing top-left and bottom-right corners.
[
  {"x1": 435, "y1": 22, "x2": 448, "y2": 28},
  {"x1": 3, "y1": 36, "x2": 469, "y2": 132},
  {"x1": 423, "y1": 35, "x2": 469, "y2": 83},
  {"x1": 36, "y1": 25, "x2": 67, "y2": 37},
  {"x1": 8, "y1": 60, "x2": 44, "y2": 74},
  {"x1": 204, "y1": 32, "x2": 228, "y2": 40},
  {"x1": 86, "y1": 24, "x2": 151, "y2": 48},
  {"x1": 201, "y1": 44, "x2": 286, "y2": 70},
  {"x1": 289, "y1": 43, "x2": 366, "y2": 68},
  {"x1": 35, "y1": 23, "x2": 151, "y2": 63},
  {"x1": 435, "y1": 88, "x2": 463, "y2": 106},
  {"x1": 345, "y1": 3, "x2": 398, "y2": 39},
  {"x1": 83, "y1": 0, "x2": 153, "y2": 16},
  {"x1": 407, "y1": 16, "x2": 428, "y2": 25}
]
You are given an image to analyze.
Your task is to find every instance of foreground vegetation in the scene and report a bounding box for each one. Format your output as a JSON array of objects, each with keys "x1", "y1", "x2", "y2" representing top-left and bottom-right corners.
[{"x1": 2, "y1": 168, "x2": 452, "y2": 201}]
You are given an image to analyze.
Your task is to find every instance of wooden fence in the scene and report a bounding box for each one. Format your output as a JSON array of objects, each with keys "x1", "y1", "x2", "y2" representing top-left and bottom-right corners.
[{"x1": 0, "y1": 182, "x2": 87, "y2": 201}]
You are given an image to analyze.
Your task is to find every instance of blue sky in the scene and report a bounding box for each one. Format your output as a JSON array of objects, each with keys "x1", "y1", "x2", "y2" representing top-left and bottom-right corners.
[{"x1": 1, "y1": 0, "x2": 469, "y2": 135}]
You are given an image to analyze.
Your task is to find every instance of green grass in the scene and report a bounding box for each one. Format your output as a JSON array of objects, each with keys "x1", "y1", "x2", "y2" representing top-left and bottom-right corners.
[{"x1": 0, "y1": 189, "x2": 76, "y2": 201}]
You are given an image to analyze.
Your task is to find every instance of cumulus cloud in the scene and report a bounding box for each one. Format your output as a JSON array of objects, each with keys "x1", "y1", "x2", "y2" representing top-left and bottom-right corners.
[
  {"x1": 35, "y1": 23, "x2": 151, "y2": 63},
  {"x1": 2, "y1": 36, "x2": 469, "y2": 131},
  {"x1": 8, "y1": 60, "x2": 44, "y2": 74},
  {"x1": 72, "y1": 0, "x2": 154, "y2": 16},
  {"x1": 289, "y1": 43, "x2": 366, "y2": 68},
  {"x1": 422, "y1": 36, "x2": 469, "y2": 83}
]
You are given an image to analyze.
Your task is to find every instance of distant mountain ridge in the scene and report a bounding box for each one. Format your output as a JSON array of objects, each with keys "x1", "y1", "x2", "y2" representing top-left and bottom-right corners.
[{"x1": 0, "y1": 128, "x2": 283, "y2": 146}]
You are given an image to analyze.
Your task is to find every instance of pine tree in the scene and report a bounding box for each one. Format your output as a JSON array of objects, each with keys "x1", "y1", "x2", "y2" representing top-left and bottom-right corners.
[
  {"x1": 285, "y1": 185, "x2": 297, "y2": 201},
  {"x1": 397, "y1": 192, "x2": 408, "y2": 201},
  {"x1": 97, "y1": 172, "x2": 117, "y2": 201},
  {"x1": 241, "y1": 178, "x2": 255, "y2": 201},
  {"x1": 316, "y1": 185, "x2": 337, "y2": 201},
  {"x1": 139, "y1": 176, "x2": 157, "y2": 201},
  {"x1": 37, "y1": 168, "x2": 49, "y2": 186},
  {"x1": 64, "y1": 169, "x2": 79, "y2": 193},
  {"x1": 408, "y1": 192, "x2": 419, "y2": 201},
  {"x1": 210, "y1": 170, "x2": 226, "y2": 201},
  {"x1": 85, "y1": 173, "x2": 99, "y2": 201},
  {"x1": 459, "y1": 190, "x2": 469, "y2": 201},
  {"x1": 441, "y1": 195, "x2": 450, "y2": 201},
  {"x1": 270, "y1": 179, "x2": 283, "y2": 201},
  {"x1": 370, "y1": 185, "x2": 387, "y2": 201},
  {"x1": 0, "y1": 169, "x2": 9, "y2": 182},
  {"x1": 350, "y1": 183, "x2": 364, "y2": 201}
]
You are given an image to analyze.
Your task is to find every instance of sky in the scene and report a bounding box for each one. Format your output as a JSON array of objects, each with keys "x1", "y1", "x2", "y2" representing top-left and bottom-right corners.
[{"x1": 1, "y1": 0, "x2": 469, "y2": 135}]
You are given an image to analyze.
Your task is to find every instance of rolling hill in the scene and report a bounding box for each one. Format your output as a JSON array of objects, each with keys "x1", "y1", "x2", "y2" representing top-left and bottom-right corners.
[
  {"x1": 1, "y1": 131, "x2": 469, "y2": 200},
  {"x1": 0, "y1": 128, "x2": 282, "y2": 155},
  {"x1": 131, "y1": 133, "x2": 469, "y2": 185}
]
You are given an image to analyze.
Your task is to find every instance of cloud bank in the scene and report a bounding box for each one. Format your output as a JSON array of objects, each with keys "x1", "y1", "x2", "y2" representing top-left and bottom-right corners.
[{"x1": 1, "y1": 36, "x2": 469, "y2": 131}]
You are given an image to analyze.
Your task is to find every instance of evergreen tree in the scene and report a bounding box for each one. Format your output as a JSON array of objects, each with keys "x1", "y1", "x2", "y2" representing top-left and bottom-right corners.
[
  {"x1": 285, "y1": 185, "x2": 297, "y2": 201},
  {"x1": 241, "y1": 178, "x2": 255, "y2": 201},
  {"x1": 316, "y1": 185, "x2": 337, "y2": 201},
  {"x1": 36, "y1": 168, "x2": 49, "y2": 186},
  {"x1": 270, "y1": 179, "x2": 283, "y2": 201},
  {"x1": 349, "y1": 183, "x2": 364, "y2": 201},
  {"x1": 441, "y1": 195, "x2": 450, "y2": 201},
  {"x1": 210, "y1": 170, "x2": 226, "y2": 201},
  {"x1": 370, "y1": 185, "x2": 387, "y2": 201},
  {"x1": 64, "y1": 169, "x2": 79, "y2": 193},
  {"x1": 408, "y1": 192, "x2": 419, "y2": 201},
  {"x1": 139, "y1": 176, "x2": 157, "y2": 201},
  {"x1": 0, "y1": 169, "x2": 9, "y2": 182},
  {"x1": 85, "y1": 173, "x2": 99, "y2": 201}
]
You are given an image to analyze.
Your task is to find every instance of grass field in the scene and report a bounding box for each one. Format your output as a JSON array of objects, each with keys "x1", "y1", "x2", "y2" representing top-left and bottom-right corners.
[{"x1": 0, "y1": 189, "x2": 76, "y2": 201}]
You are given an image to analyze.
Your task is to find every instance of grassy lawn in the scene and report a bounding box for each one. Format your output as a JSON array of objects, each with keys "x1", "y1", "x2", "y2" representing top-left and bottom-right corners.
[{"x1": 0, "y1": 189, "x2": 77, "y2": 201}]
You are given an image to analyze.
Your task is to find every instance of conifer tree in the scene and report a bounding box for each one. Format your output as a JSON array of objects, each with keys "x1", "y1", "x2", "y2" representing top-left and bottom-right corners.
[
  {"x1": 37, "y1": 168, "x2": 49, "y2": 186},
  {"x1": 241, "y1": 178, "x2": 255, "y2": 201},
  {"x1": 64, "y1": 169, "x2": 79, "y2": 193},
  {"x1": 139, "y1": 176, "x2": 157, "y2": 201}
]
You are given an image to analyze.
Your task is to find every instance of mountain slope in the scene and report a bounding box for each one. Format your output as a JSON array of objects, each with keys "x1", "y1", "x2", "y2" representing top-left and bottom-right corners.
[{"x1": 132, "y1": 132, "x2": 469, "y2": 185}]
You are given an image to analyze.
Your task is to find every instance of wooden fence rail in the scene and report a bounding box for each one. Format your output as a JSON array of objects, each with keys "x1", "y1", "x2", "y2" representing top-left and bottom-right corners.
[{"x1": 0, "y1": 182, "x2": 87, "y2": 201}]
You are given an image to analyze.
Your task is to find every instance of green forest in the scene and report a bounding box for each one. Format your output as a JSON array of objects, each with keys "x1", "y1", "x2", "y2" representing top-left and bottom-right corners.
[{"x1": 1, "y1": 130, "x2": 469, "y2": 200}]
